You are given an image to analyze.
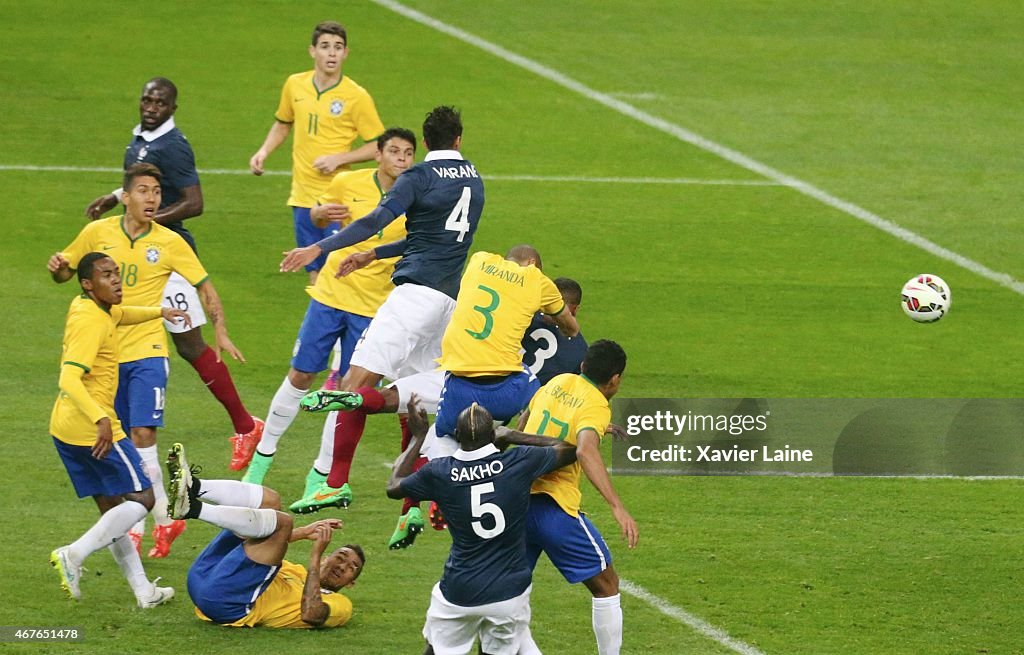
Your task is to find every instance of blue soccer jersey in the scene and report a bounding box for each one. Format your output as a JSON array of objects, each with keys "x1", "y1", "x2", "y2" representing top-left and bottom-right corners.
[
  {"x1": 123, "y1": 118, "x2": 201, "y2": 251},
  {"x1": 381, "y1": 150, "x2": 485, "y2": 299},
  {"x1": 399, "y1": 444, "x2": 558, "y2": 607},
  {"x1": 521, "y1": 315, "x2": 588, "y2": 386}
]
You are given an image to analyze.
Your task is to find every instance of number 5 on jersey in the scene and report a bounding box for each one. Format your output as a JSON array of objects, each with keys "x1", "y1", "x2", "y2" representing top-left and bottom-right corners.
[
  {"x1": 470, "y1": 482, "x2": 506, "y2": 539},
  {"x1": 445, "y1": 187, "x2": 473, "y2": 242}
]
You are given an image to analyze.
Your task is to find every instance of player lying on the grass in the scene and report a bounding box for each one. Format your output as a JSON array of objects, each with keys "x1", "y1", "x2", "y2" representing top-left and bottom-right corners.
[
  {"x1": 86, "y1": 77, "x2": 265, "y2": 484},
  {"x1": 50, "y1": 162, "x2": 246, "y2": 560},
  {"x1": 239, "y1": 128, "x2": 415, "y2": 509},
  {"x1": 49, "y1": 252, "x2": 186, "y2": 608},
  {"x1": 166, "y1": 443, "x2": 364, "y2": 628},
  {"x1": 297, "y1": 246, "x2": 577, "y2": 551},
  {"x1": 519, "y1": 339, "x2": 638, "y2": 655},
  {"x1": 386, "y1": 397, "x2": 576, "y2": 655}
]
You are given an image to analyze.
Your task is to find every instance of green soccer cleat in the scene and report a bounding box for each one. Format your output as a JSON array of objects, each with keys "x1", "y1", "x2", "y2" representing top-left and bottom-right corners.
[
  {"x1": 241, "y1": 452, "x2": 274, "y2": 485},
  {"x1": 388, "y1": 507, "x2": 425, "y2": 550},
  {"x1": 167, "y1": 443, "x2": 201, "y2": 520},
  {"x1": 299, "y1": 390, "x2": 363, "y2": 413},
  {"x1": 289, "y1": 482, "x2": 353, "y2": 514},
  {"x1": 302, "y1": 467, "x2": 329, "y2": 498}
]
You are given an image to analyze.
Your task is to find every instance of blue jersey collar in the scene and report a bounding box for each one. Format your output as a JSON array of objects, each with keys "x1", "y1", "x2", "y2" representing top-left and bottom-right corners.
[
  {"x1": 453, "y1": 443, "x2": 500, "y2": 461},
  {"x1": 132, "y1": 116, "x2": 176, "y2": 142},
  {"x1": 424, "y1": 149, "x2": 463, "y2": 162}
]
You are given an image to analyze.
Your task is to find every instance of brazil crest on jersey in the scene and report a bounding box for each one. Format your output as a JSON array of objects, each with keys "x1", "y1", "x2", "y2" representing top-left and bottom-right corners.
[{"x1": 381, "y1": 150, "x2": 484, "y2": 299}]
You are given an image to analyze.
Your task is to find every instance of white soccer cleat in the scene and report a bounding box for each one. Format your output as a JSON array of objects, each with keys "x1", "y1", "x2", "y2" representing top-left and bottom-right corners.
[
  {"x1": 137, "y1": 578, "x2": 175, "y2": 609},
  {"x1": 166, "y1": 443, "x2": 198, "y2": 520},
  {"x1": 49, "y1": 546, "x2": 82, "y2": 600}
]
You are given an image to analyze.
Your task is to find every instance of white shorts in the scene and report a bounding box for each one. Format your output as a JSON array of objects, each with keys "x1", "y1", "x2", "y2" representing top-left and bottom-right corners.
[
  {"x1": 161, "y1": 272, "x2": 206, "y2": 333},
  {"x1": 390, "y1": 370, "x2": 445, "y2": 414},
  {"x1": 423, "y1": 583, "x2": 532, "y2": 655},
  {"x1": 350, "y1": 284, "x2": 455, "y2": 380}
]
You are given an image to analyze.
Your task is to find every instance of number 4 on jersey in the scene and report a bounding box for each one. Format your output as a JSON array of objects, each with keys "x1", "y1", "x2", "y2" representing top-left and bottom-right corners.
[{"x1": 445, "y1": 187, "x2": 473, "y2": 242}]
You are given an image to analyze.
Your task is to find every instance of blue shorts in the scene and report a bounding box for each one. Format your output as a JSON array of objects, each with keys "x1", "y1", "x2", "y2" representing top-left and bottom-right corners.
[
  {"x1": 53, "y1": 436, "x2": 151, "y2": 498},
  {"x1": 188, "y1": 530, "x2": 280, "y2": 624},
  {"x1": 114, "y1": 358, "x2": 168, "y2": 430},
  {"x1": 433, "y1": 368, "x2": 540, "y2": 438},
  {"x1": 291, "y1": 299, "x2": 371, "y2": 374},
  {"x1": 525, "y1": 493, "x2": 612, "y2": 584},
  {"x1": 292, "y1": 206, "x2": 338, "y2": 272}
]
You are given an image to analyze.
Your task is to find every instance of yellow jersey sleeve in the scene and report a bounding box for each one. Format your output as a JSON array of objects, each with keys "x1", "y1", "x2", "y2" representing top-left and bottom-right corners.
[
  {"x1": 274, "y1": 77, "x2": 295, "y2": 123},
  {"x1": 321, "y1": 592, "x2": 354, "y2": 628},
  {"x1": 538, "y1": 273, "x2": 565, "y2": 316},
  {"x1": 166, "y1": 236, "x2": 208, "y2": 286},
  {"x1": 575, "y1": 401, "x2": 611, "y2": 442},
  {"x1": 62, "y1": 302, "x2": 107, "y2": 372},
  {"x1": 61, "y1": 221, "x2": 101, "y2": 270},
  {"x1": 351, "y1": 92, "x2": 384, "y2": 141}
]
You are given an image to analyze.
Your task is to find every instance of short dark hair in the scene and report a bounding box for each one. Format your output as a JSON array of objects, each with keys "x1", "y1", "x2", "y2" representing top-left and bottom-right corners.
[
  {"x1": 581, "y1": 340, "x2": 626, "y2": 385},
  {"x1": 506, "y1": 244, "x2": 542, "y2": 270},
  {"x1": 312, "y1": 21, "x2": 347, "y2": 46},
  {"x1": 124, "y1": 162, "x2": 162, "y2": 190},
  {"x1": 422, "y1": 106, "x2": 463, "y2": 151},
  {"x1": 377, "y1": 127, "x2": 417, "y2": 152},
  {"x1": 344, "y1": 543, "x2": 366, "y2": 579},
  {"x1": 144, "y1": 77, "x2": 178, "y2": 104},
  {"x1": 77, "y1": 252, "x2": 113, "y2": 284},
  {"x1": 554, "y1": 277, "x2": 582, "y2": 305}
]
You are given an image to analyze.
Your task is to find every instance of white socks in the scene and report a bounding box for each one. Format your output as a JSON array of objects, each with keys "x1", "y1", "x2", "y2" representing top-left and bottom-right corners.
[
  {"x1": 259, "y1": 378, "x2": 308, "y2": 455},
  {"x1": 108, "y1": 534, "x2": 154, "y2": 599},
  {"x1": 67, "y1": 500, "x2": 148, "y2": 565},
  {"x1": 314, "y1": 411, "x2": 337, "y2": 472},
  {"x1": 138, "y1": 445, "x2": 172, "y2": 527},
  {"x1": 518, "y1": 626, "x2": 543, "y2": 655},
  {"x1": 592, "y1": 594, "x2": 623, "y2": 655},
  {"x1": 197, "y1": 479, "x2": 264, "y2": 509},
  {"x1": 197, "y1": 504, "x2": 278, "y2": 539},
  {"x1": 330, "y1": 340, "x2": 342, "y2": 371}
]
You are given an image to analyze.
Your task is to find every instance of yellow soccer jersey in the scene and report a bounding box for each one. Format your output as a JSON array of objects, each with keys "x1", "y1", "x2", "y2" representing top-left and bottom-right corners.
[
  {"x1": 201, "y1": 560, "x2": 353, "y2": 629},
  {"x1": 275, "y1": 72, "x2": 385, "y2": 207},
  {"x1": 307, "y1": 168, "x2": 406, "y2": 317},
  {"x1": 50, "y1": 296, "x2": 128, "y2": 446},
  {"x1": 439, "y1": 251, "x2": 565, "y2": 377},
  {"x1": 61, "y1": 216, "x2": 208, "y2": 363},
  {"x1": 527, "y1": 374, "x2": 611, "y2": 517}
]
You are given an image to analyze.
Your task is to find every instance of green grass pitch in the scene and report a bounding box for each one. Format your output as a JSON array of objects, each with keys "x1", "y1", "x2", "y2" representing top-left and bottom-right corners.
[{"x1": 1, "y1": 1, "x2": 1022, "y2": 653}]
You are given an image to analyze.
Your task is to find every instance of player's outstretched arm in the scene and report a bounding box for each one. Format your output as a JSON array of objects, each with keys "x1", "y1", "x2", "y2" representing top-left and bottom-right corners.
[
  {"x1": 48, "y1": 252, "x2": 74, "y2": 283},
  {"x1": 196, "y1": 280, "x2": 246, "y2": 362},
  {"x1": 312, "y1": 140, "x2": 378, "y2": 175},
  {"x1": 577, "y1": 429, "x2": 639, "y2": 549},
  {"x1": 495, "y1": 426, "x2": 578, "y2": 468},
  {"x1": 154, "y1": 184, "x2": 203, "y2": 225},
  {"x1": 281, "y1": 205, "x2": 397, "y2": 273},
  {"x1": 300, "y1": 523, "x2": 336, "y2": 627},
  {"x1": 250, "y1": 121, "x2": 292, "y2": 176},
  {"x1": 85, "y1": 193, "x2": 119, "y2": 220},
  {"x1": 550, "y1": 306, "x2": 580, "y2": 338},
  {"x1": 386, "y1": 396, "x2": 429, "y2": 499}
]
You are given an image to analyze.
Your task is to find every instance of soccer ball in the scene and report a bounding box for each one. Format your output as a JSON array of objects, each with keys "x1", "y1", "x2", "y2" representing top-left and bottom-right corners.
[{"x1": 901, "y1": 274, "x2": 951, "y2": 323}]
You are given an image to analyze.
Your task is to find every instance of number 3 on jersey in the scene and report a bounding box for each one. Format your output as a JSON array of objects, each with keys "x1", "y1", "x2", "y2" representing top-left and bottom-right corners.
[{"x1": 445, "y1": 187, "x2": 473, "y2": 242}]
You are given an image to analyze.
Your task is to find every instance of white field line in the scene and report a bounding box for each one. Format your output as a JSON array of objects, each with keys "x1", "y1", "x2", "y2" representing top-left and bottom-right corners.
[
  {"x1": 620, "y1": 580, "x2": 768, "y2": 655},
  {"x1": 369, "y1": 0, "x2": 1024, "y2": 297},
  {"x1": 0, "y1": 164, "x2": 776, "y2": 187}
]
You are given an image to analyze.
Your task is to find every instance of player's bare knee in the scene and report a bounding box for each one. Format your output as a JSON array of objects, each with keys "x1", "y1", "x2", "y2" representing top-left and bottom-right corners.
[
  {"x1": 381, "y1": 386, "x2": 400, "y2": 411},
  {"x1": 171, "y1": 327, "x2": 206, "y2": 362},
  {"x1": 131, "y1": 426, "x2": 157, "y2": 448},
  {"x1": 274, "y1": 510, "x2": 293, "y2": 536},
  {"x1": 126, "y1": 487, "x2": 156, "y2": 512},
  {"x1": 288, "y1": 368, "x2": 315, "y2": 390},
  {"x1": 261, "y1": 487, "x2": 282, "y2": 510},
  {"x1": 584, "y1": 566, "x2": 620, "y2": 598}
]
